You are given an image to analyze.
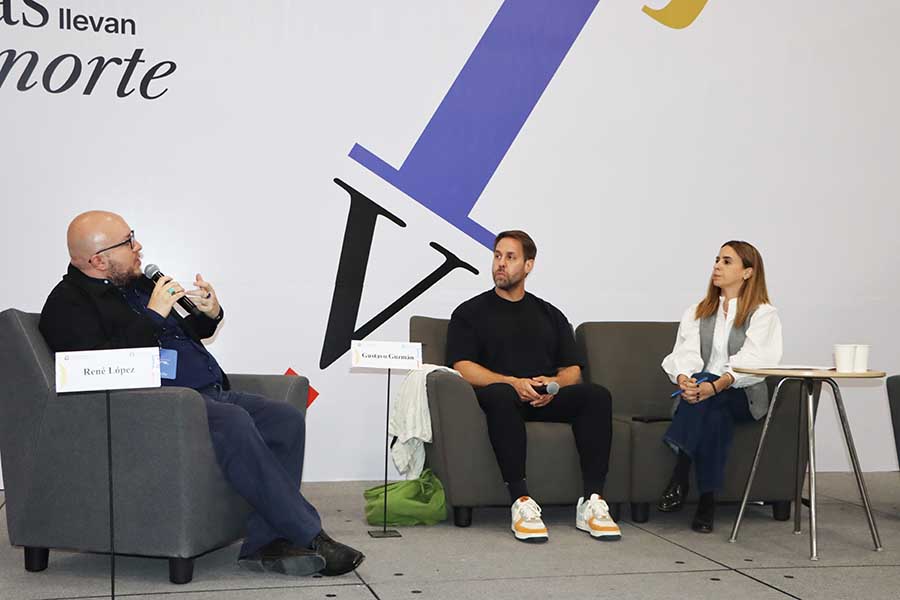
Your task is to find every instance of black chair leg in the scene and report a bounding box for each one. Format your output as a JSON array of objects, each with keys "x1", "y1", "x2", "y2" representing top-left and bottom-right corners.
[
  {"x1": 609, "y1": 502, "x2": 622, "y2": 522},
  {"x1": 771, "y1": 500, "x2": 791, "y2": 521},
  {"x1": 453, "y1": 506, "x2": 473, "y2": 527},
  {"x1": 169, "y1": 557, "x2": 194, "y2": 584},
  {"x1": 24, "y1": 547, "x2": 49, "y2": 572},
  {"x1": 630, "y1": 502, "x2": 650, "y2": 523}
]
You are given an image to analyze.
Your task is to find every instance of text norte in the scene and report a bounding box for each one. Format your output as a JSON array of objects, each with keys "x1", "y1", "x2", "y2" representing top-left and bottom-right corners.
[{"x1": 0, "y1": 0, "x2": 175, "y2": 99}]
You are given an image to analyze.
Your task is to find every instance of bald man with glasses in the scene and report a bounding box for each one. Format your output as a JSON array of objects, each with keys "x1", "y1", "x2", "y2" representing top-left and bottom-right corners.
[{"x1": 39, "y1": 211, "x2": 364, "y2": 578}]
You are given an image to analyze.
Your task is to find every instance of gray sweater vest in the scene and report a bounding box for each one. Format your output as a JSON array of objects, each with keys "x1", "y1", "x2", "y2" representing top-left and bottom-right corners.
[{"x1": 698, "y1": 309, "x2": 769, "y2": 420}]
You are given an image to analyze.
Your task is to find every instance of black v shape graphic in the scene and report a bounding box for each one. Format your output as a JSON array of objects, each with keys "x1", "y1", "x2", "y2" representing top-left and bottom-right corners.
[{"x1": 319, "y1": 179, "x2": 478, "y2": 369}]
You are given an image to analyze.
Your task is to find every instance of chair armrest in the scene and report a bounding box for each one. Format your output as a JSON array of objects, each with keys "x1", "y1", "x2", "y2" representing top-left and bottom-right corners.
[
  {"x1": 424, "y1": 371, "x2": 504, "y2": 506},
  {"x1": 20, "y1": 386, "x2": 236, "y2": 555},
  {"x1": 228, "y1": 374, "x2": 309, "y2": 414},
  {"x1": 107, "y1": 385, "x2": 211, "y2": 444},
  {"x1": 39, "y1": 386, "x2": 213, "y2": 475},
  {"x1": 110, "y1": 387, "x2": 243, "y2": 554},
  {"x1": 426, "y1": 371, "x2": 484, "y2": 418},
  {"x1": 425, "y1": 371, "x2": 485, "y2": 444}
]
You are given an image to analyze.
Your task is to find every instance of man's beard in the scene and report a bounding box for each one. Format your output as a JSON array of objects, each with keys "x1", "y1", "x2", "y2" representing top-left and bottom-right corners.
[
  {"x1": 107, "y1": 260, "x2": 141, "y2": 287},
  {"x1": 493, "y1": 271, "x2": 522, "y2": 290}
]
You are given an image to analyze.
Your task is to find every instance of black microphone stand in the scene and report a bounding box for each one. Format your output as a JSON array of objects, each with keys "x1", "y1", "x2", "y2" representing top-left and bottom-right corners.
[
  {"x1": 105, "y1": 389, "x2": 116, "y2": 599},
  {"x1": 368, "y1": 368, "x2": 401, "y2": 539}
]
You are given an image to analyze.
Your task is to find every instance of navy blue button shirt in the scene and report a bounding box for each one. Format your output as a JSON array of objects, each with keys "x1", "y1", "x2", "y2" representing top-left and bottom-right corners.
[{"x1": 121, "y1": 285, "x2": 224, "y2": 390}]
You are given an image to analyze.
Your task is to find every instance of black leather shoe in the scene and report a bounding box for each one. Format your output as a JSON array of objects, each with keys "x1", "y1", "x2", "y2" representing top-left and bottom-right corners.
[
  {"x1": 657, "y1": 480, "x2": 689, "y2": 512},
  {"x1": 238, "y1": 539, "x2": 326, "y2": 576},
  {"x1": 311, "y1": 530, "x2": 365, "y2": 576},
  {"x1": 691, "y1": 502, "x2": 715, "y2": 534}
]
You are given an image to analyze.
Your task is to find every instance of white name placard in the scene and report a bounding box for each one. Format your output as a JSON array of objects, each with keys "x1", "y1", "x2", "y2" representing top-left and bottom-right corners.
[
  {"x1": 351, "y1": 340, "x2": 422, "y2": 370},
  {"x1": 56, "y1": 347, "x2": 162, "y2": 393}
]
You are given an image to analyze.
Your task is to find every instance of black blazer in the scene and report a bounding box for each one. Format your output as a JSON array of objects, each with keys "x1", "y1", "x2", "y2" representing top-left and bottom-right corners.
[{"x1": 39, "y1": 264, "x2": 229, "y2": 387}]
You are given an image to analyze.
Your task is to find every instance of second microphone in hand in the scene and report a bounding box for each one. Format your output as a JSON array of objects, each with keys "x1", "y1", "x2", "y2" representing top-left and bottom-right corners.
[
  {"x1": 144, "y1": 263, "x2": 204, "y2": 317},
  {"x1": 533, "y1": 381, "x2": 560, "y2": 395}
]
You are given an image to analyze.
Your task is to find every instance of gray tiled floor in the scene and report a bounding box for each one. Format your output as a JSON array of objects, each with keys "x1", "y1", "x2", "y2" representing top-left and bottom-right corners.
[
  {"x1": 744, "y1": 565, "x2": 900, "y2": 600},
  {"x1": 816, "y1": 472, "x2": 900, "y2": 518},
  {"x1": 348, "y1": 504, "x2": 725, "y2": 585},
  {"x1": 118, "y1": 587, "x2": 375, "y2": 600},
  {"x1": 0, "y1": 540, "x2": 362, "y2": 600},
  {"x1": 1, "y1": 473, "x2": 899, "y2": 599},
  {"x1": 634, "y1": 501, "x2": 898, "y2": 569},
  {"x1": 372, "y1": 570, "x2": 791, "y2": 600}
]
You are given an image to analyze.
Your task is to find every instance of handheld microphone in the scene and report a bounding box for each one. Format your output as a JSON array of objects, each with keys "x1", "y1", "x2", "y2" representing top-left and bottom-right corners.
[
  {"x1": 143, "y1": 264, "x2": 203, "y2": 317},
  {"x1": 533, "y1": 381, "x2": 560, "y2": 395}
]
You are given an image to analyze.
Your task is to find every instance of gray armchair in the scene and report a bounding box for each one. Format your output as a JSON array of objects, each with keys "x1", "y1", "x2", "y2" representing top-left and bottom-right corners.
[
  {"x1": 409, "y1": 316, "x2": 630, "y2": 527},
  {"x1": 0, "y1": 309, "x2": 309, "y2": 584},
  {"x1": 887, "y1": 375, "x2": 900, "y2": 466},
  {"x1": 577, "y1": 321, "x2": 819, "y2": 522}
]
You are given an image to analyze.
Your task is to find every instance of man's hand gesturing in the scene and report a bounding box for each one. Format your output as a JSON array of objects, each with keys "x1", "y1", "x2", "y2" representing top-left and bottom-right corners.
[{"x1": 186, "y1": 273, "x2": 221, "y2": 319}]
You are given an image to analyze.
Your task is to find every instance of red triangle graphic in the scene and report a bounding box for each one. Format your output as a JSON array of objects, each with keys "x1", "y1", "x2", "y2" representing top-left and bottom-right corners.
[{"x1": 284, "y1": 368, "x2": 319, "y2": 408}]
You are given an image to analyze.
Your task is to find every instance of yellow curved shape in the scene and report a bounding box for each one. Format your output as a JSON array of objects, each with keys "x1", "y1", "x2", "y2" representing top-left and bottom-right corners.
[{"x1": 642, "y1": 0, "x2": 709, "y2": 30}]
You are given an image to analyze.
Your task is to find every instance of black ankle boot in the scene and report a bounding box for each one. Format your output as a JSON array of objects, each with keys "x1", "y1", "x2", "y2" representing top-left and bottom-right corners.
[
  {"x1": 657, "y1": 478, "x2": 689, "y2": 512},
  {"x1": 691, "y1": 494, "x2": 715, "y2": 533}
]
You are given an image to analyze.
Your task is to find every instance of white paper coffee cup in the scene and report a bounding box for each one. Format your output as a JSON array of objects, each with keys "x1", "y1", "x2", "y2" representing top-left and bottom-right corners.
[
  {"x1": 852, "y1": 344, "x2": 870, "y2": 373},
  {"x1": 834, "y1": 344, "x2": 856, "y2": 372}
]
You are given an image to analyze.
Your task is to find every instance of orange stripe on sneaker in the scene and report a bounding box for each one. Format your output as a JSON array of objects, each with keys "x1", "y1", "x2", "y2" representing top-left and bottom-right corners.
[
  {"x1": 514, "y1": 518, "x2": 547, "y2": 534},
  {"x1": 588, "y1": 519, "x2": 620, "y2": 532}
]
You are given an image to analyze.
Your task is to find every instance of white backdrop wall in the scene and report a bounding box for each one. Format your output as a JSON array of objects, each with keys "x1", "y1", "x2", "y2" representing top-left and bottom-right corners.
[{"x1": 2, "y1": 0, "x2": 898, "y2": 488}]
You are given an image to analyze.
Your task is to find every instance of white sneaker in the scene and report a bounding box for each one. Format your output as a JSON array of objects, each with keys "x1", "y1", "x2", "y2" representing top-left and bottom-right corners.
[
  {"x1": 511, "y1": 496, "x2": 549, "y2": 543},
  {"x1": 576, "y1": 494, "x2": 621, "y2": 541}
]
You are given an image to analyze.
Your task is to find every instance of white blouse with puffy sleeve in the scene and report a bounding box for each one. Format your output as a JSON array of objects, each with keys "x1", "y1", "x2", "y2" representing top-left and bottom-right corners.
[{"x1": 661, "y1": 298, "x2": 783, "y2": 388}]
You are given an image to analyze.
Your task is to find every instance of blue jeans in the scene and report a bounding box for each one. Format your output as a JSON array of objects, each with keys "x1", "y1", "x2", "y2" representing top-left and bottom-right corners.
[
  {"x1": 663, "y1": 372, "x2": 755, "y2": 493},
  {"x1": 200, "y1": 385, "x2": 322, "y2": 557}
]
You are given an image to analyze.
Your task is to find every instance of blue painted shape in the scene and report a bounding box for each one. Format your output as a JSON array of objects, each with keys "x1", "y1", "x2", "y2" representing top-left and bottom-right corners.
[{"x1": 350, "y1": 0, "x2": 600, "y2": 249}]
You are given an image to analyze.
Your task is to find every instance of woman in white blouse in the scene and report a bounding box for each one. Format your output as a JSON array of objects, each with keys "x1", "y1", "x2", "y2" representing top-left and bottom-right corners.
[{"x1": 658, "y1": 241, "x2": 783, "y2": 533}]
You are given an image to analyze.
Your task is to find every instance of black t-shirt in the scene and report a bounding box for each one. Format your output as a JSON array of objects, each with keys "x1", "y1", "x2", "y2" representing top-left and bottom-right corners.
[{"x1": 445, "y1": 289, "x2": 584, "y2": 378}]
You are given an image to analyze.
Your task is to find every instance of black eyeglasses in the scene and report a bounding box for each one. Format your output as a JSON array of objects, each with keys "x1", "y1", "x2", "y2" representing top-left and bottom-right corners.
[{"x1": 94, "y1": 230, "x2": 135, "y2": 255}]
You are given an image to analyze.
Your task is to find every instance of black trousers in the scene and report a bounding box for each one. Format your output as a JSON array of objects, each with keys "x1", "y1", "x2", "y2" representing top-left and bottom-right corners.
[{"x1": 475, "y1": 382, "x2": 613, "y2": 488}]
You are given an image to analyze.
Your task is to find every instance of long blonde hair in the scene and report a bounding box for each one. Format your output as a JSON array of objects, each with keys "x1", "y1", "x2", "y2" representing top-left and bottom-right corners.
[{"x1": 695, "y1": 240, "x2": 770, "y2": 327}]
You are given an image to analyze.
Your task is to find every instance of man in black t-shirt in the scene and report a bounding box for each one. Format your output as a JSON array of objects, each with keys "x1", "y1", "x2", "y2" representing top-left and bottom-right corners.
[{"x1": 446, "y1": 230, "x2": 620, "y2": 543}]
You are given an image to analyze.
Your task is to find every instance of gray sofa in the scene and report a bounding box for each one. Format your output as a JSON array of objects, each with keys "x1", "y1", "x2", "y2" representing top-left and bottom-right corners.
[
  {"x1": 409, "y1": 316, "x2": 630, "y2": 526},
  {"x1": 0, "y1": 309, "x2": 309, "y2": 584},
  {"x1": 410, "y1": 314, "x2": 817, "y2": 527},
  {"x1": 578, "y1": 321, "x2": 818, "y2": 522}
]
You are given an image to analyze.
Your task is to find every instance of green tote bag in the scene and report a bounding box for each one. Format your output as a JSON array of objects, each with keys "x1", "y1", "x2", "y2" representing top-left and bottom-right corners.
[{"x1": 363, "y1": 469, "x2": 447, "y2": 526}]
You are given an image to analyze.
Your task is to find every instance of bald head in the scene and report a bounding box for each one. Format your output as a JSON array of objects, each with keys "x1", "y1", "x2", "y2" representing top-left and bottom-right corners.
[
  {"x1": 66, "y1": 211, "x2": 142, "y2": 285},
  {"x1": 67, "y1": 211, "x2": 129, "y2": 268}
]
